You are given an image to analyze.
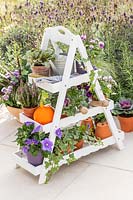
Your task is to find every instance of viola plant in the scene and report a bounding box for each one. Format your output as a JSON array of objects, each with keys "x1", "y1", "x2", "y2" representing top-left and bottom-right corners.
[{"x1": 15, "y1": 121, "x2": 53, "y2": 157}]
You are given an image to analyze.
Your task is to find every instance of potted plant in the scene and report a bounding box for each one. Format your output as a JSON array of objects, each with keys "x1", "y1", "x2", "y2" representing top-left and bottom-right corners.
[
  {"x1": 94, "y1": 113, "x2": 112, "y2": 139},
  {"x1": 0, "y1": 70, "x2": 22, "y2": 120},
  {"x1": 15, "y1": 121, "x2": 54, "y2": 166},
  {"x1": 26, "y1": 48, "x2": 55, "y2": 76},
  {"x1": 16, "y1": 81, "x2": 41, "y2": 118},
  {"x1": 112, "y1": 98, "x2": 133, "y2": 132}
]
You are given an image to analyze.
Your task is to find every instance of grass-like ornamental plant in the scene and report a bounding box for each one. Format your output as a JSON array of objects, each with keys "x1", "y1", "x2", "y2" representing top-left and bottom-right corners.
[{"x1": 16, "y1": 81, "x2": 41, "y2": 108}]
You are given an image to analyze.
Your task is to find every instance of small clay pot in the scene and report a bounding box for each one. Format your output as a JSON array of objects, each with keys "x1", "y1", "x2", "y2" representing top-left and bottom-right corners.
[
  {"x1": 32, "y1": 66, "x2": 51, "y2": 76},
  {"x1": 23, "y1": 107, "x2": 37, "y2": 119},
  {"x1": 118, "y1": 116, "x2": 133, "y2": 132},
  {"x1": 81, "y1": 117, "x2": 94, "y2": 129},
  {"x1": 75, "y1": 140, "x2": 84, "y2": 150},
  {"x1": 95, "y1": 122, "x2": 112, "y2": 139}
]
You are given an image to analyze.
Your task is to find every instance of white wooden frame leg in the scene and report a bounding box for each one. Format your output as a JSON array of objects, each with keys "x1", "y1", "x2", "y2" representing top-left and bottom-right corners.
[{"x1": 103, "y1": 108, "x2": 125, "y2": 150}]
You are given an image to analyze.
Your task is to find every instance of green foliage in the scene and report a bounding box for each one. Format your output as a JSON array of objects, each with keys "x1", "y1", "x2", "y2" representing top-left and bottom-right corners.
[
  {"x1": 94, "y1": 113, "x2": 106, "y2": 124},
  {"x1": 26, "y1": 48, "x2": 55, "y2": 67},
  {"x1": 47, "y1": 86, "x2": 88, "y2": 116}
]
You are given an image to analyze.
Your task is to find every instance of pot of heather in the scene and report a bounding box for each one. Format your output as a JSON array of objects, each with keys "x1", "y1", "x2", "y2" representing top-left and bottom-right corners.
[
  {"x1": 112, "y1": 98, "x2": 133, "y2": 132},
  {"x1": 16, "y1": 81, "x2": 41, "y2": 119}
]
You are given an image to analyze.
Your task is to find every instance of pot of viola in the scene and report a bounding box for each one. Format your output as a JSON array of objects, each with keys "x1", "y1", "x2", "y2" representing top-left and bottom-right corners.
[
  {"x1": 95, "y1": 122, "x2": 112, "y2": 139},
  {"x1": 26, "y1": 151, "x2": 43, "y2": 166}
]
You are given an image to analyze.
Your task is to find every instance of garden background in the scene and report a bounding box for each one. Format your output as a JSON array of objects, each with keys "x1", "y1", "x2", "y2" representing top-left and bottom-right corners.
[{"x1": 0, "y1": 0, "x2": 132, "y2": 102}]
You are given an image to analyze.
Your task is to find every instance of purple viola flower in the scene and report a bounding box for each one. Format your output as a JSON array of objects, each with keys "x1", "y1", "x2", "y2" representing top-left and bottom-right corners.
[
  {"x1": 25, "y1": 139, "x2": 32, "y2": 145},
  {"x1": 31, "y1": 125, "x2": 42, "y2": 134},
  {"x1": 24, "y1": 121, "x2": 34, "y2": 126},
  {"x1": 22, "y1": 146, "x2": 29, "y2": 154},
  {"x1": 81, "y1": 34, "x2": 87, "y2": 41},
  {"x1": 55, "y1": 128, "x2": 62, "y2": 139},
  {"x1": 86, "y1": 91, "x2": 92, "y2": 98},
  {"x1": 12, "y1": 70, "x2": 20, "y2": 78},
  {"x1": 1, "y1": 87, "x2": 7, "y2": 94},
  {"x1": 2, "y1": 94, "x2": 9, "y2": 101},
  {"x1": 85, "y1": 85, "x2": 90, "y2": 91},
  {"x1": 77, "y1": 85, "x2": 82, "y2": 90},
  {"x1": 99, "y1": 41, "x2": 104, "y2": 49},
  {"x1": 41, "y1": 138, "x2": 53, "y2": 152},
  {"x1": 31, "y1": 139, "x2": 39, "y2": 145},
  {"x1": 64, "y1": 98, "x2": 70, "y2": 107},
  {"x1": 88, "y1": 124, "x2": 90, "y2": 129}
]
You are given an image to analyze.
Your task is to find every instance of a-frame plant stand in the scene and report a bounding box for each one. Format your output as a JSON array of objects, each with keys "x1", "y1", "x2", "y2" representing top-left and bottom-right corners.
[{"x1": 13, "y1": 26, "x2": 125, "y2": 184}]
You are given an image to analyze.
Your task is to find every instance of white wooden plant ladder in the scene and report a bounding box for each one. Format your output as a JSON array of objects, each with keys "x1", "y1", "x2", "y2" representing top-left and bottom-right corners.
[{"x1": 13, "y1": 26, "x2": 125, "y2": 184}]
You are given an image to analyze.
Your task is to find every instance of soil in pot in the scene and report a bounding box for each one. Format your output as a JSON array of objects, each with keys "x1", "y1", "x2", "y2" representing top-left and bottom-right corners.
[
  {"x1": 118, "y1": 116, "x2": 133, "y2": 132},
  {"x1": 26, "y1": 151, "x2": 43, "y2": 166},
  {"x1": 23, "y1": 107, "x2": 37, "y2": 119},
  {"x1": 95, "y1": 122, "x2": 112, "y2": 139}
]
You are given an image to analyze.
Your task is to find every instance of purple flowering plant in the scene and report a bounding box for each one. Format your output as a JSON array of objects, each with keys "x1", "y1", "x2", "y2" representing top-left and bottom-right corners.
[
  {"x1": 112, "y1": 98, "x2": 133, "y2": 117},
  {"x1": 0, "y1": 69, "x2": 22, "y2": 108},
  {"x1": 15, "y1": 122, "x2": 53, "y2": 156}
]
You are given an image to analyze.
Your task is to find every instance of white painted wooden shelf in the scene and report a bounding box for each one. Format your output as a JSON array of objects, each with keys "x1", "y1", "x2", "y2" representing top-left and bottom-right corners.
[
  {"x1": 13, "y1": 26, "x2": 125, "y2": 184},
  {"x1": 13, "y1": 129, "x2": 124, "y2": 177}
]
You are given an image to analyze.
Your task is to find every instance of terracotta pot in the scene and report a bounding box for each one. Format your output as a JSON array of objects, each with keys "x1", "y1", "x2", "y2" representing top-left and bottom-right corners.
[
  {"x1": 23, "y1": 107, "x2": 37, "y2": 119},
  {"x1": 32, "y1": 66, "x2": 51, "y2": 76},
  {"x1": 81, "y1": 117, "x2": 94, "y2": 129},
  {"x1": 75, "y1": 140, "x2": 84, "y2": 150},
  {"x1": 6, "y1": 106, "x2": 22, "y2": 121},
  {"x1": 26, "y1": 151, "x2": 43, "y2": 166},
  {"x1": 95, "y1": 122, "x2": 112, "y2": 139},
  {"x1": 61, "y1": 140, "x2": 84, "y2": 154},
  {"x1": 118, "y1": 116, "x2": 133, "y2": 132}
]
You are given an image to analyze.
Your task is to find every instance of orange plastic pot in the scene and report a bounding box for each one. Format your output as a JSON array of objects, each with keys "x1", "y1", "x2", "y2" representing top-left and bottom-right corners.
[
  {"x1": 118, "y1": 116, "x2": 133, "y2": 132},
  {"x1": 95, "y1": 122, "x2": 112, "y2": 139},
  {"x1": 81, "y1": 117, "x2": 94, "y2": 129}
]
